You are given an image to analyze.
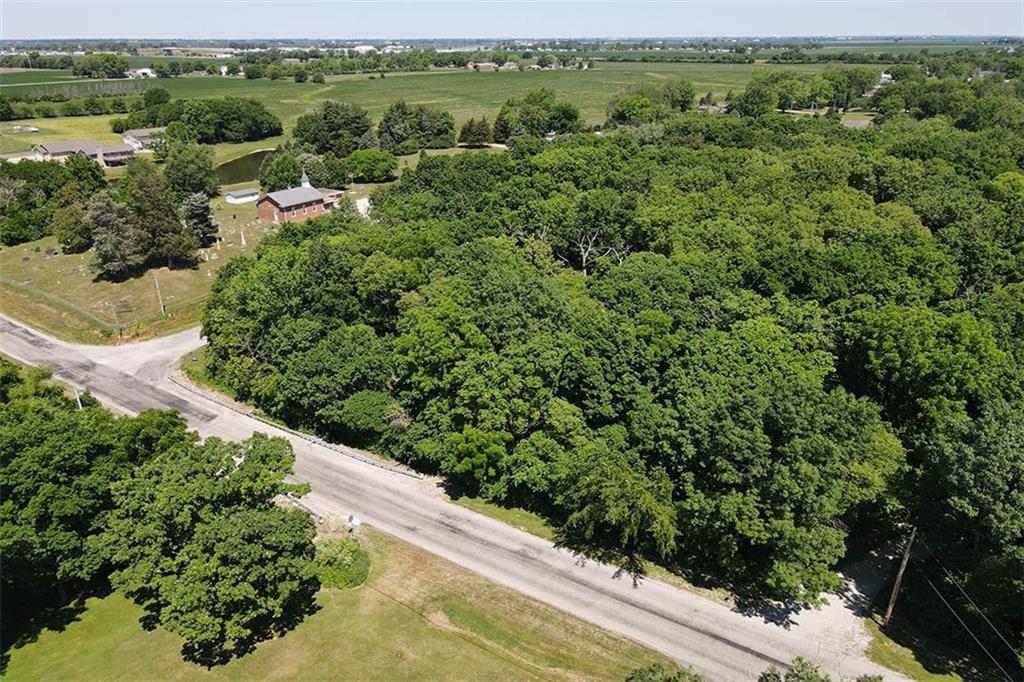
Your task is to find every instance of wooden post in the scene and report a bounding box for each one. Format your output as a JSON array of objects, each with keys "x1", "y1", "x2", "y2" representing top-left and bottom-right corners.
[
  {"x1": 153, "y1": 273, "x2": 165, "y2": 316},
  {"x1": 883, "y1": 525, "x2": 917, "y2": 628}
]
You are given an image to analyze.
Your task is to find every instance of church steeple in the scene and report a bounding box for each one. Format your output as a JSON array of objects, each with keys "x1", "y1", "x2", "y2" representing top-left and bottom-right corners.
[{"x1": 300, "y1": 169, "x2": 311, "y2": 188}]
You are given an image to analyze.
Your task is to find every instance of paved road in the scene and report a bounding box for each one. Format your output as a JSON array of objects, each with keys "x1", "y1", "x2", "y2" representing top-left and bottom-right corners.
[{"x1": 0, "y1": 315, "x2": 902, "y2": 681}]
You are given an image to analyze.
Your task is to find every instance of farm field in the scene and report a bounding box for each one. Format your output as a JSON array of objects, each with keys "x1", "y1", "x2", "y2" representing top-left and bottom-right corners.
[
  {"x1": 1, "y1": 61, "x2": 839, "y2": 156},
  {"x1": 2, "y1": 526, "x2": 673, "y2": 681},
  {"x1": 0, "y1": 68, "x2": 76, "y2": 85}
]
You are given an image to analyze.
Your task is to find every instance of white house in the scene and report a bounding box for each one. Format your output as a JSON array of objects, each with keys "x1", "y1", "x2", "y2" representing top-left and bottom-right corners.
[
  {"x1": 127, "y1": 67, "x2": 156, "y2": 79},
  {"x1": 122, "y1": 127, "x2": 166, "y2": 150}
]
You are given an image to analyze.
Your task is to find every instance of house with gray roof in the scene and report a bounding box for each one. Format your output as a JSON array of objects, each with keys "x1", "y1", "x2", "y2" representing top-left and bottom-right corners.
[
  {"x1": 33, "y1": 139, "x2": 135, "y2": 167},
  {"x1": 123, "y1": 127, "x2": 167, "y2": 150}
]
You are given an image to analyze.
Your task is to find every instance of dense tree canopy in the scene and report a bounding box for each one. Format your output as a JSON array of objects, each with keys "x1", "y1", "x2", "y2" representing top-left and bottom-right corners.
[
  {"x1": 377, "y1": 101, "x2": 456, "y2": 155},
  {"x1": 204, "y1": 95, "x2": 1024, "y2": 669},
  {"x1": 293, "y1": 100, "x2": 372, "y2": 156},
  {"x1": 0, "y1": 358, "x2": 323, "y2": 665}
]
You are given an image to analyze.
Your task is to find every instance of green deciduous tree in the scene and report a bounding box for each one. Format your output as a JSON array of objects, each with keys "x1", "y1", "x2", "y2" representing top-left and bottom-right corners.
[{"x1": 103, "y1": 433, "x2": 318, "y2": 665}]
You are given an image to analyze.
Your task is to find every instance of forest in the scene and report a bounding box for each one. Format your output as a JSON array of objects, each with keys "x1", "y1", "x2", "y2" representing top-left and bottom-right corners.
[{"x1": 202, "y1": 72, "x2": 1024, "y2": 671}]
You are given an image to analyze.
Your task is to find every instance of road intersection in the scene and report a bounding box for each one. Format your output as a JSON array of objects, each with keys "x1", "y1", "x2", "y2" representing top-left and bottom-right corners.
[{"x1": 0, "y1": 314, "x2": 902, "y2": 681}]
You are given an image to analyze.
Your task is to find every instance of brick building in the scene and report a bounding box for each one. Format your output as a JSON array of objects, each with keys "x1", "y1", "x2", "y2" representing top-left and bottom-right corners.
[{"x1": 256, "y1": 172, "x2": 343, "y2": 223}]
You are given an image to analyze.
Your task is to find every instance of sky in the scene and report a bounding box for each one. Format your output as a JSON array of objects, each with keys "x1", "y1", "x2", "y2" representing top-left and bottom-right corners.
[{"x1": 1, "y1": 1, "x2": 1022, "y2": 41}]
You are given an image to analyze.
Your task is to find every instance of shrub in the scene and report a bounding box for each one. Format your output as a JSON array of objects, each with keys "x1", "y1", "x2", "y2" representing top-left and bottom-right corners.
[{"x1": 314, "y1": 537, "x2": 370, "y2": 588}]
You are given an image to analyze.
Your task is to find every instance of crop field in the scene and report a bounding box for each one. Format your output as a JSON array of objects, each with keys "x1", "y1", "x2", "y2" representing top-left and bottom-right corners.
[
  {"x1": 0, "y1": 68, "x2": 76, "y2": 86},
  {"x1": 157, "y1": 60, "x2": 835, "y2": 127},
  {"x1": 2, "y1": 527, "x2": 673, "y2": 681},
  {"x1": 0, "y1": 62, "x2": 839, "y2": 157}
]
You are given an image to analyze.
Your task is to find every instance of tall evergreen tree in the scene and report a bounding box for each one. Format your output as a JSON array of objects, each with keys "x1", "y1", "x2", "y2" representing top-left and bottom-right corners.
[{"x1": 181, "y1": 192, "x2": 217, "y2": 245}]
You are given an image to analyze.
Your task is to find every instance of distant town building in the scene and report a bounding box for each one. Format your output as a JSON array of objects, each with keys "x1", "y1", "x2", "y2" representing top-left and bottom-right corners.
[
  {"x1": 500, "y1": 61, "x2": 519, "y2": 70},
  {"x1": 127, "y1": 67, "x2": 156, "y2": 79},
  {"x1": 472, "y1": 62, "x2": 497, "y2": 72},
  {"x1": 33, "y1": 139, "x2": 135, "y2": 167},
  {"x1": 256, "y1": 171, "x2": 343, "y2": 223},
  {"x1": 122, "y1": 127, "x2": 166, "y2": 150}
]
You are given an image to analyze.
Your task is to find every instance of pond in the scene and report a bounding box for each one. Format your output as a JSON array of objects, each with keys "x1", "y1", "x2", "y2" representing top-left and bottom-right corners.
[{"x1": 216, "y1": 149, "x2": 272, "y2": 185}]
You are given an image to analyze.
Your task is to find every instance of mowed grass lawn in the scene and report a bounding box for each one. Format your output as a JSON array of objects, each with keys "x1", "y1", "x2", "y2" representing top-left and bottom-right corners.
[
  {"x1": 0, "y1": 183, "x2": 266, "y2": 343},
  {"x1": 2, "y1": 527, "x2": 674, "y2": 681}
]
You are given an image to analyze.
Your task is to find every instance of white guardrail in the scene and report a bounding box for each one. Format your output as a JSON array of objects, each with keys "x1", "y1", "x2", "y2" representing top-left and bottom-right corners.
[{"x1": 167, "y1": 375, "x2": 424, "y2": 480}]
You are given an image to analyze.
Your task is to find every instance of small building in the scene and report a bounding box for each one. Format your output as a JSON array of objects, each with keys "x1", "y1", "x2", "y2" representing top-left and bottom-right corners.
[
  {"x1": 33, "y1": 139, "x2": 135, "y2": 167},
  {"x1": 256, "y1": 172, "x2": 342, "y2": 223},
  {"x1": 499, "y1": 61, "x2": 519, "y2": 71},
  {"x1": 122, "y1": 127, "x2": 166, "y2": 150},
  {"x1": 225, "y1": 188, "x2": 260, "y2": 204},
  {"x1": 473, "y1": 62, "x2": 497, "y2": 72},
  {"x1": 127, "y1": 67, "x2": 156, "y2": 79}
]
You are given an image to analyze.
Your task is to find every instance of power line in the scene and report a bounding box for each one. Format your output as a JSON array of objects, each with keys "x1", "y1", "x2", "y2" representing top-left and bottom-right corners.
[
  {"x1": 918, "y1": 570, "x2": 1014, "y2": 682},
  {"x1": 916, "y1": 535, "x2": 1020, "y2": 660}
]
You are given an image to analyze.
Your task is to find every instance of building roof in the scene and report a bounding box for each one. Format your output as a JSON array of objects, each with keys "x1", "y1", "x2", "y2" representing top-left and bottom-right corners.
[
  {"x1": 34, "y1": 139, "x2": 102, "y2": 155},
  {"x1": 226, "y1": 188, "x2": 260, "y2": 198},
  {"x1": 124, "y1": 127, "x2": 166, "y2": 140},
  {"x1": 101, "y1": 143, "x2": 136, "y2": 155},
  {"x1": 260, "y1": 186, "x2": 326, "y2": 208}
]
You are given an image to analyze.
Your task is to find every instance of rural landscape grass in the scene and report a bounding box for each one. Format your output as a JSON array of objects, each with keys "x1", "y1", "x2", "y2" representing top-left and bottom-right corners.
[
  {"x1": 0, "y1": 183, "x2": 266, "y2": 342},
  {"x1": 0, "y1": 61, "x2": 832, "y2": 152},
  {"x1": 2, "y1": 526, "x2": 674, "y2": 681}
]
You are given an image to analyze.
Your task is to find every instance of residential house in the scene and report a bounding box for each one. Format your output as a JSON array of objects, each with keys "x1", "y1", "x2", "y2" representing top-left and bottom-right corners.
[
  {"x1": 127, "y1": 67, "x2": 156, "y2": 79},
  {"x1": 500, "y1": 61, "x2": 519, "y2": 70},
  {"x1": 122, "y1": 127, "x2": 166, "y2": 150},
  {"x1": 32, "y1": 139, "x2": 135, "y2": 167},
  {"x1": 473, "y1": 62, "x2": 497, "y2": 72}
]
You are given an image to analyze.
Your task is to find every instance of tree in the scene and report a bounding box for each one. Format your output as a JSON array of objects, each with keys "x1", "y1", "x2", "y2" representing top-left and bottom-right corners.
[
  {"x1": 119, "y1": 157, "x2": 196, "y2": 267},
  {"x1": 163, "y1": 143, "x2": 219, "y2": 199},
  {"x1": 90, "y1": 192, "x2": 145, "y2": 279},
  {"x1": 52, "y1": 202, "x2": 91, "y2": 253},
  {"x1": 293, "y1": 67, "x2": 307, "y2": 83},
  {"x1": 103, "y1": 433, "x2": 318, "y2": 665},
  {"x1": 182, "y1": 192, "x2": 217, "y2": 245},
  {"x1": 343, "y1": 148, "x2": 398, "y2": 183},
  {"x1": 660, "y1": 78, "x2": 697, "y2": 112},
  {"x1": 608, "y1": 93, "x2": 660, "y2": 126},
  {"x1": 0, "y1": 359, "x2": 191, "y2": 629},
  {"x1": 378, "y1": 101, "x2": 456, "y2": 155},
  {"x1": 72, "y1": 53, "x2": 129, "y2": 78},
  {"x1": 260, "y1": 151, "x2": 302, "y2": 191},
  {"x1": 293, "y1": 101, "x2": 371, "y2": 156},
  {"x1": 556, "y1": 443, "x2": 677, "y2": 580},
  {"x1": 459, "y1": 117, "x2": 492, "y2": 146},
  {"x1": 63, "y1": 152, "x2": 106, "y2": 193}
]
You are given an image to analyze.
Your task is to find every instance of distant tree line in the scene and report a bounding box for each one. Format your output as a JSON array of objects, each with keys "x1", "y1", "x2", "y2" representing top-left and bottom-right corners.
[{"x1": 109, "y1": 87, "x2": 282, "y2": 144}]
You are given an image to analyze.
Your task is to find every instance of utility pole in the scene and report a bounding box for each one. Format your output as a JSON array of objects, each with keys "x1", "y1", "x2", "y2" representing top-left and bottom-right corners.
[{"x1": 883, "y1": 525, "x2": 917, "y2": 628}]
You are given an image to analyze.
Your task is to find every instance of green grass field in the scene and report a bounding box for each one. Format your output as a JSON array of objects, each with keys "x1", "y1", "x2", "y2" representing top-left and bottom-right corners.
[
  {"x1": 0, "y1": 182, "x2": 266, "y2": 343},
  {"x1": 157, "y1": 61, "x2": 833, "y2": 127},
  {"x1": 0, "y1": 69, "x2": 77, "y2": 86},
  {"x1": 1, "y1": 61, "x2": 836, "y2": 157},
  {"x1": 2, "y1": 527, "x2": 673, "y2": 681}
]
